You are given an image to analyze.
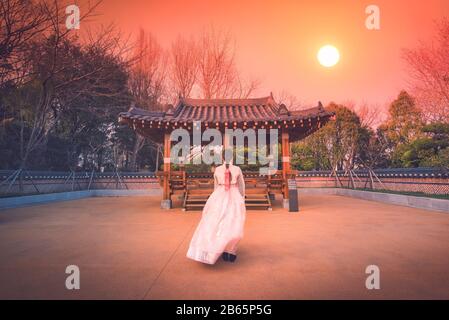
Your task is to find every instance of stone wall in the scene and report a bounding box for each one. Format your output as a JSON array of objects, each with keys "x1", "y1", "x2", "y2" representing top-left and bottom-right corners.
[
  {"x1": 1, "y1": 168, "x2": 448, "y2": 197},
  {"x1": 297, "y1": 169, "x2": 449, "y2": 195},
  {"x1": 0, "y1": 171, "x2": 160, "y2": 196}
]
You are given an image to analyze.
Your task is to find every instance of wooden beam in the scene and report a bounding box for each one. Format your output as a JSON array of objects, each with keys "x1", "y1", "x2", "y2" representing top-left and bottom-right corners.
[
  {"x1": 162, "y1": 132, "x2": 172, "y2": 208},
  {"x1": 281, "y1": 130, "x2": 290, "y2": 204},
  {"x1": 223, "y1": 130, "x2": 230, "y2": 150}
]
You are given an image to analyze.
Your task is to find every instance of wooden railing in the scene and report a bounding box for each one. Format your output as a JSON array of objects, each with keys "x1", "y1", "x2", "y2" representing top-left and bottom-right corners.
[{"x1": 156, "y1": 170, "x2": 291, "y2": 197}]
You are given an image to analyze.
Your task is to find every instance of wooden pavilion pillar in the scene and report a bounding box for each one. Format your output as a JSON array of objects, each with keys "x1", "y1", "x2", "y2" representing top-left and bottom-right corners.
[
  {"x1": 161, "y1": 132, "x2": 172, "y2": 209},
  {"x1": 222, "y1": 129, "x2": 232, "y2": 164},
  {"x1": 281, "y1": 130, "x2": 290, "y2": 209}
]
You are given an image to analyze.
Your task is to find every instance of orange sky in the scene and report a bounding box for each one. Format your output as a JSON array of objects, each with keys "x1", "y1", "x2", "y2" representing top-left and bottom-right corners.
[{"x1": 86, "y1": 0, "x2": 449, "y2": 108}]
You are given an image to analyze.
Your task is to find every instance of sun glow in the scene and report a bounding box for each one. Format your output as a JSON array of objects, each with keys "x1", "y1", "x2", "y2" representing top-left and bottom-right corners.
[{"x1": 317, "y1": 45, "x2": 340, "y2": 67}]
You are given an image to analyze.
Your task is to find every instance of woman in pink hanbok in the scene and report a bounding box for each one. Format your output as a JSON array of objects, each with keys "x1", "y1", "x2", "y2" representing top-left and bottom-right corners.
[{"x1": 186, "y1": 161, "x2": 246, "y2": 264}]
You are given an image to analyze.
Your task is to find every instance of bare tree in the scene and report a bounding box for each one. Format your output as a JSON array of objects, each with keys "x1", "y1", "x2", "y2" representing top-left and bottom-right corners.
[
  {"x1": 0, "y1": 0, "x2": 103, "y2": 88},
  {"x1": 169, "y1": 35, "x2": 198, "y2": 99},
  {"x1": 403, "y1": 18, "x2": 449, "y2": 122},
  {"x1": 355, "y1": 103, "x2": 383, "y2": 128},
  {"x1": 2, "y1": 1, "x2": 130, "y2": 173},
  {"x1": 344, "y1": 100, "x2": 384, "y2": 128},
  {"x1": 14, "y1": 1, "x2": 97, "y2": 169},
  {"x1": 168, "y1": 26, "x2": 261, "y2": 102},
  {"x1": 0, "y1": 0, "x2": 49, "y2": 87},
  {"x1": 197, "y1": 27, "x2": 235, "y2": 99},
  {"x1": 196, "y1": 27, "x2": 259, "y2": 99},
  {"x1": 127, "y1": 29, "x2": 168, "y2": 170},
  {"x1": 274, "y1": 90, "x2": 305, "y2": 109},
  {"x1": 128, "y1": 29, "x2": 167, "y2": 109},
  {"x1": 235, "y1": 75, "x2": 260, "y2": 99},
  {"x1": 127, "y1": 27, "x2": 260, "y2": 170}
]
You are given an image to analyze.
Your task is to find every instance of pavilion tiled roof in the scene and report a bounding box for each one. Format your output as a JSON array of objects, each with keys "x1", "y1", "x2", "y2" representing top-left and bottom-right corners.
[
  {"x1": 118, "y1": 95, "x2": 335, "y2": 143},
  {"x1": 119, "y1": 95, "x2": 333, "y2": 124}
]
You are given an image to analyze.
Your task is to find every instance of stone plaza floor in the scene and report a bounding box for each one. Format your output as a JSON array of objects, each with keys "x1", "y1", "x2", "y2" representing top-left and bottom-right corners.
[{"x1": 0, "y1": 194, "x2": 448, "y2": 299}]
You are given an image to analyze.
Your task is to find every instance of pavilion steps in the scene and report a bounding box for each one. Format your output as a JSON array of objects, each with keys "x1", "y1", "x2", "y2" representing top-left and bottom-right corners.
[{"x1": 183, "y1": 188, "x2": 272, "y2": 211}]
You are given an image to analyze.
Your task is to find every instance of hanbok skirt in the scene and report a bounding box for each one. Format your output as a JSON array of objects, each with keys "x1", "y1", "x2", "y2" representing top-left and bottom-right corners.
[{"x1": 186, "y1": 185, "x2": 246, "y2": 264}]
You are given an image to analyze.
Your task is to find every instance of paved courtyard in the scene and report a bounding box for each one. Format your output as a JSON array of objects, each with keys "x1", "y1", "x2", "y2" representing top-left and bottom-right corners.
[{"x1": 0, "y1": 194, "x2": 448, "y2": 299}]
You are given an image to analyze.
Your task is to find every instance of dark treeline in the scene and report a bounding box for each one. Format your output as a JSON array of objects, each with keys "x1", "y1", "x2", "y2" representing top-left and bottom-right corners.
[
  {"x1": 0, "y1": 1, "x2": 138, "y2": 172},
  {"x1": 292, "y1": 91, "x2": 449, "y2": 172},
  {"x1": 0, "y1": 1, "x2": 448, "y2": 172},
  {"x1": 0, "y1": 1, "x2": 260, "y2": 172}
]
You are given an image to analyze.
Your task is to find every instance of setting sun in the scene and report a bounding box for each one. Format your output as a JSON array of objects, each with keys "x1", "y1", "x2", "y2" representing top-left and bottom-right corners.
[{"x1": 317, "y1": 45, "x2": 340, "y2": 67}]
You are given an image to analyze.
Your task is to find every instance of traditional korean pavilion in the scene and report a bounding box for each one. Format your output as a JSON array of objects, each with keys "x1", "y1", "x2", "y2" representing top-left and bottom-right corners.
[{"x1": 119, "y1": 94, "x2": 333, "y2": 210}]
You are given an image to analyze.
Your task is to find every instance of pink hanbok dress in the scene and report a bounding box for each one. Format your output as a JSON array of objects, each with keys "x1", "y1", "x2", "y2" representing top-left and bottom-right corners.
[{"x1": 186, "y1": 163, "x2": 246, "y2": 264}]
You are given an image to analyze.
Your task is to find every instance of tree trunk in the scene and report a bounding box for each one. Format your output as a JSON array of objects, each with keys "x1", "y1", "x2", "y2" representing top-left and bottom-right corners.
[
  {"x1": 130, "y1": 133, "x2": 145, "y2": 172},
  {"x1": 154, "y1": 144, "x2": 161, "y2": 173}
]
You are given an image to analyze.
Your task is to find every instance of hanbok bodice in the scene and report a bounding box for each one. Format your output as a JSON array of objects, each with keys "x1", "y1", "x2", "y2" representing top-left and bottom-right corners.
[{"x1": 213, "y1": 164, "x2": 245, "y2": 197}]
